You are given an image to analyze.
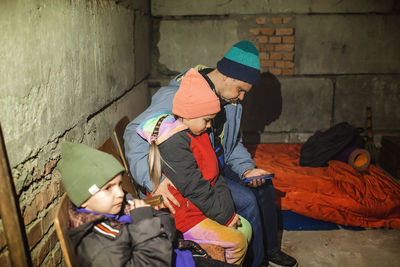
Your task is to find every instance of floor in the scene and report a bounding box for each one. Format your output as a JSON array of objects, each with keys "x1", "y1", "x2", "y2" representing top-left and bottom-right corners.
[
  {"x1": 277, "y1": 171, "x2": 400, "y2": 267},
  {"x1": 279, "y1": 228, "x2": 400, "y2": 267}
]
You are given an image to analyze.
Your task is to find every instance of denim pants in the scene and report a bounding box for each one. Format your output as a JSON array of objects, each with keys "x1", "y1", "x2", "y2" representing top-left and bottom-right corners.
[{"x1": 223, "y1": 169, "x2": 279, "y2": 267}]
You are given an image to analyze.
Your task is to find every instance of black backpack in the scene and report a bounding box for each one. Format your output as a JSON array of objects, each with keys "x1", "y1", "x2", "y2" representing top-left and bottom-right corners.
[{"x1": 300, "y1": 122, "x2": 365, "y2": 167}]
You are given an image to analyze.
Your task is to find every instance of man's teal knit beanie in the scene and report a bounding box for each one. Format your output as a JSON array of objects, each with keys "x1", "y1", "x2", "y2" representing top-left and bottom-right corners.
[
  {"x1": 57, "y1": 142, "x2": 124, "y2": 207},
  {"x1": 217, "y1": 41, "x2": 260, "y2": 85}
]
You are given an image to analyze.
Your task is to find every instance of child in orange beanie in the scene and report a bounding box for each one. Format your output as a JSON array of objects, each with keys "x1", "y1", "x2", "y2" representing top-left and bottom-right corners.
[{"x1": 136, "y1": 68, "x2": 251, "y2": 265}]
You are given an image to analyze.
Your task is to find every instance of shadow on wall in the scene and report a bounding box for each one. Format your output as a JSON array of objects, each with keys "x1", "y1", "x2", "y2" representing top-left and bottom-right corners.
[{"x1": 241, "y1": 72, "x2": 282, "y2": 145}]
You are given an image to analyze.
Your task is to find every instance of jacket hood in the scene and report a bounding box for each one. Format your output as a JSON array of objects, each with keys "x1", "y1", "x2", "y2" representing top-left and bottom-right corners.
[
  {"x1": 173, "y1": 64, "x2": 210, "y2": 85},
  {"x1": 136, "y1": 111, "x2": 187, "y2": 145}
]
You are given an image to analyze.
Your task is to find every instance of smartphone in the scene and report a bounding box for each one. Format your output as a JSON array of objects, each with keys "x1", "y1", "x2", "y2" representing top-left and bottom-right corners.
[{"x1": 243, "y1": 173, "x2": 274, "y2": 184}]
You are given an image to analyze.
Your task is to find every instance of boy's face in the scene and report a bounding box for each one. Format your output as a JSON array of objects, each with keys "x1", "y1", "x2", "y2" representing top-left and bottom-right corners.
[
  {"x1": 183, "y1": 113, "x2": 217, "y2": 136},
  {"x1": 81, "y1": 174, "x2": 124, "y2": 214},
  {"x1": 217, "y1": 77, "x2": 252, "y2": 104}
]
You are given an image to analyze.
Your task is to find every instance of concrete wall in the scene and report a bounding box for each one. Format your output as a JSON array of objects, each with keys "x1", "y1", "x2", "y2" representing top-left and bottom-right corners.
[
  {"x1": 150, "y1": 0, "x2": 400, "y2": 145},
  {"x1": 0, "y1": 0, "x2": 151, "y2": 266}
]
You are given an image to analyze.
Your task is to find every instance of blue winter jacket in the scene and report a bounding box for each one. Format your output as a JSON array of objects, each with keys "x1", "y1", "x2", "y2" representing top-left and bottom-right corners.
[{"x1": 123, "y1": 66, "x2": 255, "y2": 193}]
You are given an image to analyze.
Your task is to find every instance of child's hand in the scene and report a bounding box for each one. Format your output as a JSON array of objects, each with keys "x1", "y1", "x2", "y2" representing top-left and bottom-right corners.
[
  {"x1": 227, "y1": 214, "x2": 241, "y2": 229},
  {"x1": 127, "y1": 199, "x2": 150, "y2": 211}
]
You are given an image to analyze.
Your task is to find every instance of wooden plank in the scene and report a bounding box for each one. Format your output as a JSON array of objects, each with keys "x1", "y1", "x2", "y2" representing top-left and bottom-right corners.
[
  {"x1": 113, "y1": 116, "x2": 131, "y2": 171},
  {"x1": 0, "y1": 124, "x2": 32, "y2": 267},
  {"x1": 54, "y1": 194, "x2": 78, "y2": 267},
  {"x1": 98, "y1": 138, "x2": 138, "y2": 198}
]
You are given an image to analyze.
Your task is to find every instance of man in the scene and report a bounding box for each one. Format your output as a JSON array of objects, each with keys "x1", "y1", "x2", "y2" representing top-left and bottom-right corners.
[{"x1": 124, "y1": 41, "x2": 297, "y2": 267}]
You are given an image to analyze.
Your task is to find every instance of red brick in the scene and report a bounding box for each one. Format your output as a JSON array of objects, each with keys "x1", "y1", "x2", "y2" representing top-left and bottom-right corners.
[
  {"x1": 276, "y1": 28, "x2": 294, "y2": 35},
  {"x1": 46, "y1": 182, "x2": 59, "y2": 206},
  {"x1": 283, "y1": 17, "x2": 293, "y2": 24},
  {"x1": 275, "y1": 44, "x2": 294, "y2": 51},
  {"x1": 250, "y1": 28, "x2": 261, "y2": 35},
  {"x1": 282, "y1": 68, "x2": 294, "y2": 76},
  {"x1": 275, "y1": 61, "x2": 285, "y2": 68},
  {"x1": 33, "y1": 166, "x2": 40, "y2": 179},
  {"x1": 284, "y1": 61, "x2": 295, "y2": 68},
  {"x1": 32, "y1": 230, "x2": 57, "y2": 267},
  {"x1": 260, "y1": 28, "x2": 275, "y2": 35},
  {"x1": 58, "y1": 183, "x2": 65, "y2": 196},
  {"x1": 256, "y1": 17, "x2": 266, "y2": 25},
  {"x1": 269, "y1": 36, "x2": 281, "y2": 44},
  {"x1": 24, "y1": 201, "x2": 39, "y2": 225},
  {"x1": 0, "y1": 250, "x2": 11, "y2": 267},
  {"x1": 270, "y1": 52, "x2": 282, "y2": 60},
  {"x1": 27, "y1": 220, "x2": 43, "y2": 249},
  {"x1": 256, "y1": 36, "x2": 268, "y2": 43},
  {"x1": 259, "y1": 52, "x2": 268, "y2": 60},
  {"x1": 44, "y1": 160, "x2": 55, "y2": 176},
  {"x1": 260, "y1": 60, "x2": 274, "y2": 67},
  {"x1": 283, "y1": 36, "x2": 295, "y2": 43},
  {"x1": 38, "y1": 191, "x2": 48, "y2": 211},
  {"x1": 43, "y1": 206, "x2": 56, "y2": 233},
  {"x1": 43, "y1": 257, "x2": 54, "y2": 267},
  {"x1": 271, "y1": 16, "x2": 283, "y2": 25},
  {"x1": 269, "y1": 68, "x2": 282, "y2": 75},
  {"x1": 259, "y1": 44, "x2": 274, "y2": 51},
  {"x1": 53, "y1": 246, "x2": 63, "y2": 265},
  {"x1": 282, "y1": 53, "x2": 294, "y2": 60}
]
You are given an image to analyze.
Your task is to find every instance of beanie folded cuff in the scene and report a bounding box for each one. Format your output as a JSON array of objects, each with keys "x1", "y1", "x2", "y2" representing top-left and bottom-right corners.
[
  {"x1": 217, "y1": 57, "x2": 260, "y2": 85},
  {"x1": 173, "y1": 101, "x2": 220, "y2": 119}
]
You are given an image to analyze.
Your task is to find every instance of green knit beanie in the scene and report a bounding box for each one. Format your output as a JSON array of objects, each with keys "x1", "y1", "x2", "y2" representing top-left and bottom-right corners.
[{"x1": 57, "y1": 142, "x2": 125, "y2": 207}]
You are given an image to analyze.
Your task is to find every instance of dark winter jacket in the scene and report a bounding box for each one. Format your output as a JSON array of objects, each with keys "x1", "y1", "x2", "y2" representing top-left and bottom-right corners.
[
  {"x1": 136, "y1": 113, "x2": 236, "y2": 233},
  {"x1": 67, "y1": 195, "x2": 173, "y2": 267},
  {"x1": 159, "y1": 130, "x2": 236, "y2": 232}
]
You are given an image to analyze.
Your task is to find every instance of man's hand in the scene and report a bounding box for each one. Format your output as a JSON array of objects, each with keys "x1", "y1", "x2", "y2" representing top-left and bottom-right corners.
[
  {"x1": 243, "y1": 168, "x2": 270, "y2": 188},
  {"x1": 227, "y1": 214, "x2": 242, "y2": 229},
  {"x1": 151, "y1": 177, "x2": 180, "y2": 214}
]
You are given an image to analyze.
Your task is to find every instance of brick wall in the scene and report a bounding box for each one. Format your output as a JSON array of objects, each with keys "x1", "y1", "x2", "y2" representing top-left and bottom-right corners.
[
  {"x1": 251, "y1": 16, "x2": 295, "y2": 76},
  {"x1": 0, "y1": 161, "x2": 64, "y2": 267},
  {"x1": 0, "y1": 0, "x2": 152, "y2": 266}
]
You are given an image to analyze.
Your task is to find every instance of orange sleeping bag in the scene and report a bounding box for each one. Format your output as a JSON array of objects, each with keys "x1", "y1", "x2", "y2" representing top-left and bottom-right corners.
[{"x1": 246, "y1": 144, "x2": 400, "y2": 229}]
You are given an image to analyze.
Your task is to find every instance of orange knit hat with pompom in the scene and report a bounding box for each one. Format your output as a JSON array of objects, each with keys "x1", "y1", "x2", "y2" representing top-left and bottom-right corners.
[{"x1": 173, "y1": 68, "x2": 220, "y2": 119}]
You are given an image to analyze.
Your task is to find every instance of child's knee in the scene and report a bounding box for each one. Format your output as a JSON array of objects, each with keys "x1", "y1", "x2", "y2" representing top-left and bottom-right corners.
[
  {"x1": 237, "y1": 216, "x2": 252, "y2": 243},
  {"x1": 232, "y1": 230, "x2": 248, "y2": 252}
]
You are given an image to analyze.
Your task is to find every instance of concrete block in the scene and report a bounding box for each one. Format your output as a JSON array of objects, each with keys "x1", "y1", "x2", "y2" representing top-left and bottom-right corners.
[
  {"x1": 260, "y1": 132, "x2": 290, "y2": 143},
  {"x1": 158, "y1": 20, "x2": 239, "y2": 72},
  {"x1": 259, "y1": 132, "x2": 312, "y2": 143},
  {"x1": 334, "y1": 75, "x2": 400, "y2": 131},
  {"x1": 296, "y1": 15, "x2": 400, "y2": 74},
  {"x1": 117, "y1": 0, "x2": 149, "y2": 13},
  {"x1": 0, "y1": 1, "x2": 135, "y2": 166},
  {"x1": 83, "y1": 82, "x2": 151, "y2": 148},
  {"x1": 133, "y1": 0, "x2": 150, "y2": 13},
  {"x1": 288, "y1": 132, "x2": 313, "y2": 143},
  {"x1": 135, "y1": 12, "x2": 151, "y2": 83},
  {"x1": 151, "y1": 0, "x2": 395, "y2": 16},
  {"x1": 265, "y1": 77, "x2": 333, "y2": 132}
]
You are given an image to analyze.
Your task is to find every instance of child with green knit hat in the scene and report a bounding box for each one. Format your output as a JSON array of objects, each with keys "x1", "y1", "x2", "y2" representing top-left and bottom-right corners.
[{"x1": 57, "y1": 142, "x2": 173, "y2": 267}]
